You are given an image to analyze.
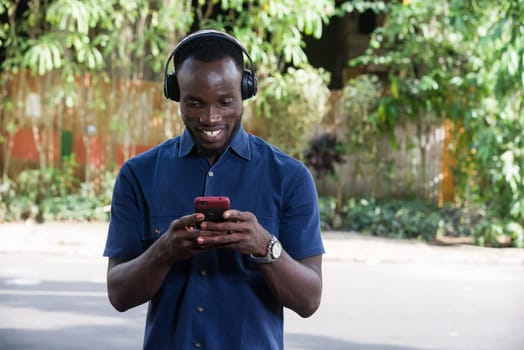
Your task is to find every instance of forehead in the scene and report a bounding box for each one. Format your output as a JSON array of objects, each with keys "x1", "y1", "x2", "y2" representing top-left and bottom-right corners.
[{"x1": 177, "y1": 57, "x2": 242, "y2": 90}]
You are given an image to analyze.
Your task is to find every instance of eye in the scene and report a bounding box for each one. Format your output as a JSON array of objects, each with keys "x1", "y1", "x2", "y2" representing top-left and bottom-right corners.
[
  {"x1": 220, "y1": 98, "x2": 233, "y2": 107},
  {"x1": 186, "y1": 99, "x2": 202, "y2": 108}
]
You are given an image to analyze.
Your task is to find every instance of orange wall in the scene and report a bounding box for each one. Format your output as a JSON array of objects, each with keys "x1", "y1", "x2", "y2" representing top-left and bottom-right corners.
[{"x1": 8, "y1": 127, "x2": 153, "y2": 169}]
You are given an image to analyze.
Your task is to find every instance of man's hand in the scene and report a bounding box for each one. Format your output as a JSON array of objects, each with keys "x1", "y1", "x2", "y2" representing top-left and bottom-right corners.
[
  {"x1": 195, "y1": 209, "x2": 272, "y2": 256},
  {"x1": 160, "y1": 212, "x2": 209, "y2": 262}
]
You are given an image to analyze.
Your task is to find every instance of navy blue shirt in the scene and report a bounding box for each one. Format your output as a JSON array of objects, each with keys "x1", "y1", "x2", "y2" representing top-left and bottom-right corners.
[{"x1": 104, "y1": 126, "x2": 324, "y2": 350}]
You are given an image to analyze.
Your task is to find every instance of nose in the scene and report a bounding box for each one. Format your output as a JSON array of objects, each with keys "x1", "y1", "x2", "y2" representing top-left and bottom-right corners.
[{"x1": 200, "y1": 106, "x2": 221, "y2": 124}]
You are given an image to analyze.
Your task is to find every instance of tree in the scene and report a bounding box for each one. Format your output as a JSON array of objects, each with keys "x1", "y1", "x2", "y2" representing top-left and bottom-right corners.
[
  {"x1": 0, "y1": 0, "x2": 25, "y2": 179},
  {"x1": 192, "y1": 0, "x2": 337, "y2": 156},
  {"x1": 1, "y1": 0, "x2": 339, "y2": 166},
  {"x1": 0, "y1": 0, "x2": 340, "y2": 222},
  {"x1": 351, "y1": 0, "x2": 524, "y2": 244}
]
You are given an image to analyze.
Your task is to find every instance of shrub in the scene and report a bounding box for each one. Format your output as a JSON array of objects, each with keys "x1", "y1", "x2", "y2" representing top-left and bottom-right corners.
[
  {"x1": 304, "y1": 133, "x2": 345, "y2": 179},
  {"x1": 0, "y1": 158, "x2": 116, "y2": 223},
  {"x1": 319, "y1": 196, "x2": 523, "y2": 248}
]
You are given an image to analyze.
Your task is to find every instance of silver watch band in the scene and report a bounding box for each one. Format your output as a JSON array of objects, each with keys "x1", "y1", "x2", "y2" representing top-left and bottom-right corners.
[{"x1": 249, "y1": 236, "x2": 279, "y2": 264}]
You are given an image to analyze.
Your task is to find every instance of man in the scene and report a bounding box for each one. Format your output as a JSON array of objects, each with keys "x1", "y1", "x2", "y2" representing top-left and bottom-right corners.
[{"x1": 104, "y1": 29, "x2": 324, "y2": 350}]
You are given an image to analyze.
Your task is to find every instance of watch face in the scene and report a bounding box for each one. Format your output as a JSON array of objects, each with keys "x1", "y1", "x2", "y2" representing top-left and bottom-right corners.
[{"x1": 271, "y1": 240, "x2": 282, "y2": 259}]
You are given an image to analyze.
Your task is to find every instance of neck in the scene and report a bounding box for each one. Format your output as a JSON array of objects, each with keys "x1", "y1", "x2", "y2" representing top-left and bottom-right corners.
[{"x1": 208, "y1": 154, "x2": 219, "y2": 166}]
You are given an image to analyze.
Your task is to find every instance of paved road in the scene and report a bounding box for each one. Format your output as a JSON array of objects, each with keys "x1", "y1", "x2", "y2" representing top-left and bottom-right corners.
[{"x1": 1, "y1": 222, "x2": 524, "y2": 350}]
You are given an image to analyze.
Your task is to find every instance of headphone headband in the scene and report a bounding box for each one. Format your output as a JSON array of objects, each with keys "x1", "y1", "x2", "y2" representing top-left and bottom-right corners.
[
  {"x1": 163, "y1": 29, "x2": 257, "y2": 101},
  {"x1": 173, "y1": 30, "x2": 248, "y2": 58}
]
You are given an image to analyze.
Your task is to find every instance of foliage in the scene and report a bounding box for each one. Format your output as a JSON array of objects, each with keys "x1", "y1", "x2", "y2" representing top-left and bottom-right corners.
[
  {"x1": 343, "y1": 198, "x2": 442, "y2": 242},
  {"x1": 216, "y1": 0, "x2": 335, "y2": 75},
  {"x1": 304, "y1": 133, "x2": 345, "y2": 179},
  {"x1": 216, "y1": 0, "x2": 336, "y2": 148},
  {"x1": 260, "y1": 66, "x2": 332, "y2": 157},
  {"x1": 335, "y1": 0, "x2": 387, "y2": 15},
  {"x1": 351, "y1": 0, "x2": 524, "y2": 225},
  {"x1": 341, "y1": 75, "x2": 383, "y2": 153},
  {"x1": 339, "y1": 74, "x2": 388, "y2": 197},
  {"x1": 0, "y1": 0, "x2": 339, "y2": 103},
  {"x1": 319, "y1": 196, "x2": 524, "y2": 248},
  {"x1": 0, "y1": 0, "x2": 339, "y2": 221},
  {"x1": 0, "y1": 1, "x2": 25, "y2": 178},
  {"x1": 40, "y1": 194, "x2": 107, "y2": 222},
  {"x1": 0, "y1": 177, "x2": 17, "y2": 220},
  {"x1": 1, "y1": 0, "x2": 338, "y2": 173},
  {"x1": 0, "y1": 156, "x2": 115, "y2": 222}
]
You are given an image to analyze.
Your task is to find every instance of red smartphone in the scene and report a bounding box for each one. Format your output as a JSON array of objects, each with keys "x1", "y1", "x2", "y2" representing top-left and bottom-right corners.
[{"x1": 194, "y1": 196, "x2": 230, "y2": 222}]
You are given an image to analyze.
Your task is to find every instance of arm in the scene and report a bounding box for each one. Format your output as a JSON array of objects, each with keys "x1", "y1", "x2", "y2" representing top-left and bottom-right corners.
[
  {"x1": 107, "y1": 248, "x2": 170, "y2": 312},
  {"x1": 107, "y1": 213, "x2": 205, "y2": 312},
  {"x1": 258, "y1": 252, "x2": 322, "y2": 318},
  {"x1": 197, "y1": 212, "x2": 323, "y2": 317}
]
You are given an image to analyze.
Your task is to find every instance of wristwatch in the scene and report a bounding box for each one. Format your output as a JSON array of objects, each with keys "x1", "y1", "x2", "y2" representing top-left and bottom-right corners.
[{"x1": 250, "y1": 235, "x2": 282, "y2": 264}]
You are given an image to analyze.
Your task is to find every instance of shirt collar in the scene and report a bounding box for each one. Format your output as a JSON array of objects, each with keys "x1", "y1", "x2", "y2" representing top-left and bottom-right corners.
[{"x1": 179, "y1": 125, "x2": 251, "y2": 160}]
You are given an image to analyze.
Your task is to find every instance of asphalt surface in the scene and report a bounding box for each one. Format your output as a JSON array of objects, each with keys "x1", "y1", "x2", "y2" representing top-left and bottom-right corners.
[{"x1": 1, "y1": 222, "x2": 523, "y2": 350}]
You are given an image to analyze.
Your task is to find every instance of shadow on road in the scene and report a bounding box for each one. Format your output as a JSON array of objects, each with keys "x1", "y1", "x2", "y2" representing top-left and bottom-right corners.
[
  {"x1": 286, "y1": 333, "x2": 435, "y2": 350},
  {"x1": 0, "y1": 278, "x2": 146, "y2": 350},
  {"x1": 0, "y1": 278, "x2": 436, "y2": 350}
]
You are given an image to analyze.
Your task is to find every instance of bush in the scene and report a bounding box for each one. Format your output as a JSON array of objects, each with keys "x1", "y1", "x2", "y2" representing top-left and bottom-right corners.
[
  {"x1": 304, "y1": 133, "x2": 345, "y2": 179},
  {"x1": 0, "y1": 159, "x2": 116, "y2": 223},
  {"x1": 319, "y1": 197, "x2": 523, "y2": 248},
  {"x1": 340, "y1": 198, "x2": 442, "y2": 241},
  {"x1": 41, "y1": 195, "x2": 107, "y2": 222},
  {"x1": 318, "y1": 196, "x2": 340, "y2": 231}
]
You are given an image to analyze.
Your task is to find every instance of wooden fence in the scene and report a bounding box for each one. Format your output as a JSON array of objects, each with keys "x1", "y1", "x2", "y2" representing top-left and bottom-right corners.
[
  {"x1": 316, "y1": 91, "x2": 455, "y2": 204},
  {"x1": 1, "y1": 70, "x2": 183, "y2": 177},
  {"x1": 0, "y1": 71, "x2": 454, "y2": 203}
]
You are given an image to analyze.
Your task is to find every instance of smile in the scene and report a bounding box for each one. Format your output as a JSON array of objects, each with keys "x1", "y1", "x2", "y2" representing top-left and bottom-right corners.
[{"x1": 203, "y1": 130, "x2": 222, "y2": 137}]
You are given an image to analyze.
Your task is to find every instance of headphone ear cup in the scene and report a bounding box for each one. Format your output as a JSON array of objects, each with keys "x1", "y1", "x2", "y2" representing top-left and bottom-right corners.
[
  {"x1": 241, "y1": 69, "x2": 257, "y2": 100},
  {"x1": 165, "y1": 72, "x2": 180, "y2": 102}
]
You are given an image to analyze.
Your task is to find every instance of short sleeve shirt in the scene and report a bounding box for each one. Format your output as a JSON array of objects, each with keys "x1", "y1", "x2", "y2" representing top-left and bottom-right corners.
[{"x1": 104, "y1": 126, "x2": 324, "y2": 350}]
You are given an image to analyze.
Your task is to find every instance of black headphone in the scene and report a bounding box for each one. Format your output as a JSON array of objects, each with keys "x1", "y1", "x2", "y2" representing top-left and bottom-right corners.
[{"x1": 163, "y1": 29, "x2": 257, "y2": 102}]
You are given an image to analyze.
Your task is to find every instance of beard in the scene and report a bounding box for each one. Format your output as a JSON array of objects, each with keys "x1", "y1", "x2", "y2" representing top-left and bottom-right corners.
[{"x1": 184, "y1": 116, "x2": 242, "y2": 159}]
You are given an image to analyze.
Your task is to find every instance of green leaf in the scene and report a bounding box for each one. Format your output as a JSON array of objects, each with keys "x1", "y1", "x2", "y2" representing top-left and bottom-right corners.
[
  {"x1": 390, "y1": 78, "x2": 399, "y2": 98},
  {"x1": 24, "y1": 38, "x2": 63, "y2": 75}
]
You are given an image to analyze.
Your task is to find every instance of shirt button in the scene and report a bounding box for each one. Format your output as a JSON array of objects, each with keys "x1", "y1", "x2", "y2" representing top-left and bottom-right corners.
[
  {"x1": 197, "y1": 306, "x2": 204, "y2": 313},
  {"x1": 200, "y1": 269, "x2": 207, "y2": 276},
  {"x1": 194, "y1": 341, "x2": 202, "y2": 348},
  {"x1": 154, "y1": 228, "x2": 161, "y2": 234},
  {"x1": 208, "y1": 171, "x2": 214, "y2": 177}
]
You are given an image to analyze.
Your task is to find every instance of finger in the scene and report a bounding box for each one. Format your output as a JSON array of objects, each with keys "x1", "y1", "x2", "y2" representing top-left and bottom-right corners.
[
  {"x1": 170, "y1": 213, "x2": 205, "y2": 231},
  {"x1": 199, "y1": 220, "x2": 240, "y2": 234},
  {"x1": 193, "y1": 236, "x2": 205, "y2": 249},
  {"x1": 222, "y1": 209, "x2": 239, "y2": 221},
  {"x1": 194, "y1": 235, "x2": 224, "y2": 251},
  {"x1": 196, "y1": 231, "x2": 235, "y2": 247},
  {"x1": 223, "y1": 210, "x2": 256, "y2": 223}
]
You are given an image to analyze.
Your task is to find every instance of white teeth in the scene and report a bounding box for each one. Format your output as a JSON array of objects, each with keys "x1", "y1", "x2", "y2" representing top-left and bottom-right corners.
[{"x1": 203, "y1": 130, "x2": 221, "y2": 137}]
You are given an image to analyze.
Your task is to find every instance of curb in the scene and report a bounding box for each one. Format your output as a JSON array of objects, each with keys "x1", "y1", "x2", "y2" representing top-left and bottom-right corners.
[
  {"x1": 1, "y1": 223, "x2": 523, "y2": 266},
  {"x1": 323, "y1": 231, "x2": 524, "y2": 266}
]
